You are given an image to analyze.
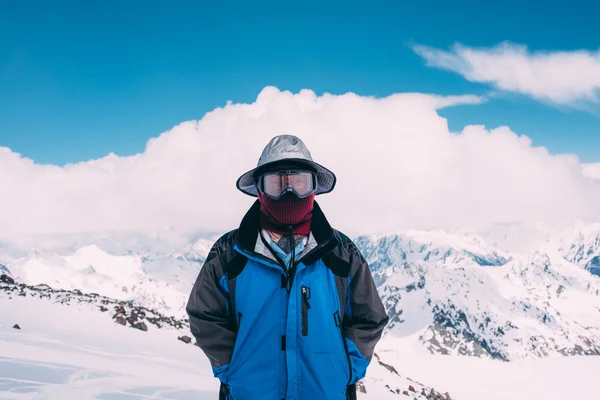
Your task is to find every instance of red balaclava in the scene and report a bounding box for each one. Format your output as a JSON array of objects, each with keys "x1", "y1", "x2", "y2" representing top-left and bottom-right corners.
[{"x1": 259, "y1": 192, "x2": 315, "y2": 235}]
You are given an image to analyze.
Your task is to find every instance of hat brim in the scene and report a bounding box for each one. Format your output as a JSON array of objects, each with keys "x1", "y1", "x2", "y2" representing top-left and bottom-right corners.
[{"x1": 236, "y1": 158, "x2": 337, "y2": 197}]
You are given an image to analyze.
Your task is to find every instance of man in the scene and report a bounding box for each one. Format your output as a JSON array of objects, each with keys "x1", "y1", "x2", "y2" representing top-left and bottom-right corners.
[{"x1": 186, "y1": 135, "x2": 389, "y2": 400}]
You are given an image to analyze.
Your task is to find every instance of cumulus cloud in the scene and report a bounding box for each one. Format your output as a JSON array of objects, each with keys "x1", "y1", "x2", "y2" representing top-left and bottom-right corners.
[
  {"x1": 412, "y1": 42, "x2": 600, "y2": 107},
  {"x1": 583, "y1": 163, "x2": 600, "y2": 180},
  {"x1": 1, "y1": 87, "x2": 599, "y2": 248}
]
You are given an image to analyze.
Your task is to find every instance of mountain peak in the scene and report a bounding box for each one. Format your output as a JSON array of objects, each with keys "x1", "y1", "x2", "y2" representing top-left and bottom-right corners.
[{"x1": 74, "y1": 244, "x2": 109, "y2": 257}]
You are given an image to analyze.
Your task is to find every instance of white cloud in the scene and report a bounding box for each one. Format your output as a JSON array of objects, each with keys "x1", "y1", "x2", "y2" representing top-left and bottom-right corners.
[
  {"x1": 583, "y1": 163, "x2": 600, "y2": 180},
  {"x1": 412, "y1": 42, "x2": 600, "y2": 107},
  {"x1": 1, "y1": 87, "x2": 599, "y2": 248}
]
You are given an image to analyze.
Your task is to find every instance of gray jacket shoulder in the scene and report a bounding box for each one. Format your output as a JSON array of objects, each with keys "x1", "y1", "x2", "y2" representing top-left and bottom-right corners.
[
  {"x1": 202, "y1": 229, "x2": 241, "y2": 276},
  {"x1": 327, "y1": 230, "x2": 368, "y2": 278}
]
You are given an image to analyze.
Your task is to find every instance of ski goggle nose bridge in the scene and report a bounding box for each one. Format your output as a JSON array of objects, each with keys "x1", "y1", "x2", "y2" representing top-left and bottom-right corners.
[{"x1": 259, "y1": 171, "x2": 316, "y2": 199}]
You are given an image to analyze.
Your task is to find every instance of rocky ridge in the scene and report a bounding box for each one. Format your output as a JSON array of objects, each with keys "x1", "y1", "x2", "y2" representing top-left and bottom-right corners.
[{"x1": 1, "y1": 273, "x2": 189, "y2": 337}]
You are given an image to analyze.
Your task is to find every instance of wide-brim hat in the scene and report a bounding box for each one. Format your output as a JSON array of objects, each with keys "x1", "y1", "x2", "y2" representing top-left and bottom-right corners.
[{"x1": 236, "y1": 134, "x2": 337, "y2": 197}]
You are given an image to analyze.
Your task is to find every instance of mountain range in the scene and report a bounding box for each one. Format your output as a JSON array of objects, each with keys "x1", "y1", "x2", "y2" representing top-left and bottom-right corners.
[{"x1": 3, "y1": 221, "x2": 600, "y2": 364}]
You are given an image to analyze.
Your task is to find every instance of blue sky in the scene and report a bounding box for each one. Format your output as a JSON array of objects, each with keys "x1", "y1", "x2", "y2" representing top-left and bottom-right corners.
[{"x1": 1, "y1": 0, "x2": 599, "y2": 165}]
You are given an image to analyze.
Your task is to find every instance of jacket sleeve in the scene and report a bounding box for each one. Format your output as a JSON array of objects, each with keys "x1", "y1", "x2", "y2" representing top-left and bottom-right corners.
[
  {"x1": 186, "y1": 241, "x2": 236, "y2": 383},
  {"x1": 343, "y1": 243, "x2": 389, "y2": 384}
]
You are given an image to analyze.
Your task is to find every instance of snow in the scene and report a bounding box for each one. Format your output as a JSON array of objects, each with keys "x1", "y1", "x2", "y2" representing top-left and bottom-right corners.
[
  {"x1": 6, "y1": 223, "x2": 600, "y2": 361},
  {"x1": 361, "y1": 227, "x2": 600, "y2": 360},
  {"x1": 0, "y1": 295, "x2": 218, "y2": 400},
  {"x1": 0, "y1": 285, "x2": 442, "y2": 399},
  {"x1": 2, "y1": 292, "x2": 599, "y2": 399},
  {"x1": 377, "y1": 348, "x2": 600, "y2": 400},
  {"x1": 7, "y1": 247, "x2": 193, "y2": 318},
  {"x1": 3, "y1": 222, "x2": 600, "y2": 398}
]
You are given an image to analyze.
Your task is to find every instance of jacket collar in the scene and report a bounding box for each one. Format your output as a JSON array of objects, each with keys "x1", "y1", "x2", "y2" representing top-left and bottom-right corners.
[{"x1": 237, "y1": 199, "x2": 337, "y2": 261}]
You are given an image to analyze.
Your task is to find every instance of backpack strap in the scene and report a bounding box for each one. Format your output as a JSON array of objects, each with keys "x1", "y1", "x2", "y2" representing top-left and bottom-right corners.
[
  {"x1": 219, "y1": 382, "x2": 230, "y2": 400},
  {"x1": 223, "y1": 253, "x2": 248, "y2": 331},
  {"x1": 346, "y1": 383, "x2": 357, "y2": 400}
]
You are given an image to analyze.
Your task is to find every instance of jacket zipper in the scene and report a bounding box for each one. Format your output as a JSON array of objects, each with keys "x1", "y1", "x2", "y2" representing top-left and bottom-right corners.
[
  {"x1": 287, "y1": 227, "x2": 295, "y2": 292},
  {"x1": 254, "y1": 234, "x2": 290, "y2": 291},
  {"x1": 334, "y1": 311, "x2": 353, "y2": 385},
  {"x1": 301, "y1": 286, "x2": 311, "y2": 336}
]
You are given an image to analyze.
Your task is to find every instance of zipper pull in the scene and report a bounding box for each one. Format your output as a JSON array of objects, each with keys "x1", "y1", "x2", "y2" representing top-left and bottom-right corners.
[{"x1": 302, "y1": 286, "x2": 311, "y2": 309}]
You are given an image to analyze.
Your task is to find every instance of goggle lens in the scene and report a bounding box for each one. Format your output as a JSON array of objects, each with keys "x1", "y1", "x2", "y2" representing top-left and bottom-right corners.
[{"x1": 262, "y1": 172, "x2": 315, "y2": 199}]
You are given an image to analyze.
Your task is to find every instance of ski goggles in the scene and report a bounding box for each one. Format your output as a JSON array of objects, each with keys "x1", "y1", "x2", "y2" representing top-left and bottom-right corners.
[{"x1": 258, "y1": 170, "x2": 316, "y2": 200}]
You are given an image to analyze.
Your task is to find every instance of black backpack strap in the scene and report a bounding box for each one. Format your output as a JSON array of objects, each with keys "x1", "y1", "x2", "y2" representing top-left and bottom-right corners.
[
  {"x1": 219, "y1": 382, "x2": 230, "y2": 400},
  {"x1": 346, "y1": 383, "x2": 357, "y2": 400},
  {"x1": 223, "y1": 253, "x2": 247, "y2": 331}
]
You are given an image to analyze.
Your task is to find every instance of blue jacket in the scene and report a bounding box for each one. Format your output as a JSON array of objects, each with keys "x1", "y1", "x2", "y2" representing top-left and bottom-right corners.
[{"x1": 186, "y1": 201, "x2": 389, "y2": 400}]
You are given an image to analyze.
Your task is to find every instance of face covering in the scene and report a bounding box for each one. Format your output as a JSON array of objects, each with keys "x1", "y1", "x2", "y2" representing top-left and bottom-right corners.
[{"x1": 258, "y1": 192, "x2": 315, "y2": 235}]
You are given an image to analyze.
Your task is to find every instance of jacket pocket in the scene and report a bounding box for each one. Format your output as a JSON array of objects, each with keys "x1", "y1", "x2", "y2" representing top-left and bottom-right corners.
[{"x1": 301, "y1": 286, "x2": 311, "y2": 336}]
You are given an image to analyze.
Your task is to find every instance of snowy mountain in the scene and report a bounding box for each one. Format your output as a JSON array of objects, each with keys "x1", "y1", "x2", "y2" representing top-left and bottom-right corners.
[
  {"x1": 3, "y1": 241, "x2": 213, "y2": 318},
  {"x1": 362, "y1": 226, "x2": 600, "y2": 360},
  {"x1": 552, "y1": 223, "x2": 600, "y2": 275},
  {"x1": 3, "y1": 223, "x2": 600, "y2": 365}
]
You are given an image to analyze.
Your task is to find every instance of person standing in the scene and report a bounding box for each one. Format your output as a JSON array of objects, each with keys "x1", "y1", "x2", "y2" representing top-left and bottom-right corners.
[{"x1": 186, "y1": 134, "x2": 389, "y2": 400}]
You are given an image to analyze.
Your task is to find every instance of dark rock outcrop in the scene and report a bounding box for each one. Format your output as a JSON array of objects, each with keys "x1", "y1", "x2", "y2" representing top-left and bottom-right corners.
[
  {"x1": 1, "y1": 274, "x2": 15, "y2": 285},
  {"x1": 356, "y1": 380, "x2": 366, "y2": 393},
  {"x1": 132, "y1": 321, "x2": 148, "y2": 332},
  {"x1": 12, "y1": 324, "x2": 21, "y2": 330},
  {"x1": 178, "y1": 335, "x2": 192, "y2": 344}
]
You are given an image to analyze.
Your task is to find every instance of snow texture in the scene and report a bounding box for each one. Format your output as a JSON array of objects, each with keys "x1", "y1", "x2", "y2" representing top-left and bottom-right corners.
[
  {"x1": 362, "y1": 226, "x2": 600, "y2": 360},
  {"x1": 2, "y1": 222, "x2": 600, "y2": 398},
  {"x1": 0, "y1": 280, "x2": 441, "y2": 399}
]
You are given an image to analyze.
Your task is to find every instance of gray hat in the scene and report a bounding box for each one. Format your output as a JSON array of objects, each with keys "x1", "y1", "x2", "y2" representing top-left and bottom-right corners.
[{"x1": 236, "y1": 134, "x2": 337, "y2": 197}]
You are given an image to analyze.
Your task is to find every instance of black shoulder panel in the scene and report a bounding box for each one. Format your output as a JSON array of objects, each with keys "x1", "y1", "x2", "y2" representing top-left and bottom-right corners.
[
  {"x1": 323, "y1": 230, "x2": 364, "y2": 275},
  {"x1": 205, "y1": 229, "x2": 248, "y2": 331},
  {"x1": 322, "y1": 250, "x2": 351, "y2": 278}
]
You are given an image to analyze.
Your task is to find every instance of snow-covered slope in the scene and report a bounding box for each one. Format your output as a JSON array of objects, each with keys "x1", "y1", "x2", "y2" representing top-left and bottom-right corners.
[
  {"x1": 362, "y1": 228, "x2": 600, "y2": 360},
  {"x1": 552, "y1": 223, "x2": 600, "y2": 275},
  {"x1": 0, "y1": 279, "x2": 218, "y2": 400},
  {"x1": 140, "y1": 239, "x2": 211, "y2": 294},
  {"x1": 4, "y1": 223, "x2": 600, "y2": 363},
  {"x1": 0, "y1": 276, "x2": 448, "y2": 399},
  {"x1": 3, "y1": 275, "x2": 599, "y2": 400},
  {"x1": 4, "y1": 239, "x2": 213, "y2": 318}
]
